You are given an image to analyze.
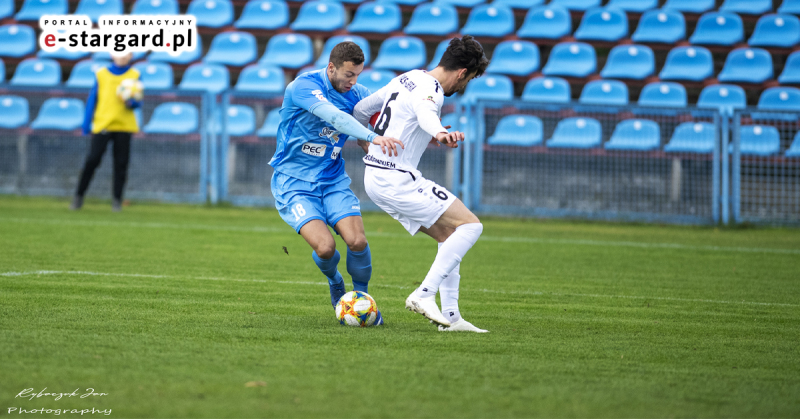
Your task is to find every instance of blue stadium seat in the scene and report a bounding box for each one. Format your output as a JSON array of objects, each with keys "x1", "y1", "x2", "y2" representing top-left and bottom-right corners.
[
  {"x1": 204, "y1": 32, "x2": 257, "y2": 67},
  {"x1": 517, "y1": 4, "x2": 571, "y2": 40},
  {"x1": 235, "y1": 63, "x2": 284, "y2": 93},
  {"x1": 550, "y1": 0, "x2": 600, "y2": 11},
  {"x1": 605, "y1": 119, "x2": 660, "y2": 151},
  {"x1": 778, "y1": 51, "x2": 800, "y2": 84},
  {"x1": 147, "y1": 33, "x2": 202, "y2": 65},
  {"x1": 0, "y1": 25, "x2": 36, "y2": 58},
  {"x1": 235, "y1": 0, "x2": 288, "y2": 29},
  {"x1": 257, "y1": 108, "x2": 281, "y2": 137},
  {"x1": 15, "y1": 0, "x2": 67, "y2": 20},
  {"x1": 435, "y1": 0, "x2": 484, "y2": 6},
  {"x1": 579, "y1": 80, "x2": 628, "y2": 106},
  {"x1": 133, "y1": 61, "x2": 174, "y2": 89},
  {"x1": 291, "y1": 1, "x2": 345, "y2": 32},
  {"x1": 487, "y1": 115, "x2": 543, "y2": 147},
  {"x1": 10, "y1": 58, "x2": 60, "y2": 86},
  {"x1": 486, "y1": 41, "x2": 539, "y2": 77},
  {"x1": 522, "y1": 77, "x2": 571, "y2": 104},
  {"x1": 607, "y1": 0, "x2": 658, "y2": 13},
  {"x1": 0, "y1": 59, "x2": 4, "y2": 83},
  {"x1": 132, "y1": 0, "x2": 178, "y2": 14},
  {"x1": 213, "y1": 105, "x2": 255, "y2": 136},
  {"x1": 541, "y1": 42, "x2": 596, "y2": 78},
  {"x1": 492, "y1": 0, "x2": 544, "y2": 9},
  {"x1": 697, "y1": 84, "x2": 746, "y2": 115},
  {"x1": 758, "y1": 87, "x2": 800, "y2": 111},
  {"x1": 600, "y1": 45, "x2": 654, "y2": 80},
  {"x1": 259, "y1": 33, "x2": 313, "y2": 69},
  {"x1": 779, "y1": 0, "x2": 800, "y2": 15},
  {"x1": 574, "y1": 7, "x2": 628, "y2": 42},
  {"x1": 460, "y1": 4, "x2": 515, "y2": 38},
  {"x1": 38, "y1": 46, "x2": 89, "y2": 61},
  {"x1": 663, "y1": 0, "x2": 714, "y2": 14},
  {"x1": 547, "y1": 117, "x2": 602, "y2": 149},
  {"x1": 748, "y1": 14, "x2": 800, "y2": 48},
  {"x1": 785, "y1": 131, "x2": 800, "y2": 157},
  {"x1": 93, "y1": 51, "x2": 147, "y2": 62},
  {"x1": 348, "y1": 2, "x2": 401, "y2": 34},
  {"x1": 143, "y1": 102, "x2": 198, "y2": 134},
  {"x1": 187, "y1": 0, "x2": 233, "y2": 28},
  {"x1": 689, "y1": 12, "x2": 744, "y2": 46},
  {"x1": 178, "y1": 63, "x2": 229, "y2": 94},
  {"x1": 717, "y1": 48, "x2": 773, "y2": 84},
  {"x1": 371, "y1": 36, "x2": 426, "y2": 72},
  {"x1": 30, "y1": 98, "x2": 84, "y2": 131},
  {"x1": 737, "y1": 125, "x2": 780, "y2": 156},
  {"x1": 462, "y1": 74, "x2": 514, "y2": 104},
  {"x1": 638, "y1": 82, "x2": 687, "y2": 108},
  {"x1": 358, "y1": 69, "x2": 395, "y2": 93},
  {"x1": 0, "y1": 96, "x2": 29, "y2": 129},
  {"x1": 404, "y1": 3, "x2": 458, "y2": 36},
  {"x1": 427, "y1": 40, "x2": 448, "y2": 71},
  {"x1": 316, "y1": 35, "x2": 371, "y2": 67},
  {"x1": 631, "y1": 9, "x2": 686, "y2": 44},
  {"x1": 75, "y1": 0, "x2": 123, "y2": 22},
  {"x1": 0, "y1": 0, "x2": 13, "y2": 19},
  {"x1": 66, "y1": 60, "x2": 109, "y2": 88},
  {"x1": 720, "y1": 0, "x2": 771, "y2": 15},
  {"x1": 376, "y1": 0, "x2": 426, "y2": 4},
  {"x1": 659, "y1": 46, "x2": 713, "y2": 81},
  {"x1": 664, "y1": 122, "x2": 715, "y2": 153}
]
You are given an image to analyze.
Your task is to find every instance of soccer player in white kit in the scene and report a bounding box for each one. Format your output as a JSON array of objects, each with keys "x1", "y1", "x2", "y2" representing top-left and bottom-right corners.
[{"x1": 353, "y1": 36, "x2": 490, "y2": 332}]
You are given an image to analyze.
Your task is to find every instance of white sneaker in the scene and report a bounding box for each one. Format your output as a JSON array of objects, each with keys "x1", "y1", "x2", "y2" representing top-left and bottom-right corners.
[
  {"x1": 438, "y1": 319, "x2": 489, "y2": 333},
  {"x1": 405, "y1": 292, "x2": 451, "y2": 327}
]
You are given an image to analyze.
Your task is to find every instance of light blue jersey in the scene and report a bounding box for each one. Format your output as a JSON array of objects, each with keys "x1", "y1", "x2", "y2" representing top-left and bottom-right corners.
[{"x1": 269, "y1": 69, "x2": 372, "y2": 183}]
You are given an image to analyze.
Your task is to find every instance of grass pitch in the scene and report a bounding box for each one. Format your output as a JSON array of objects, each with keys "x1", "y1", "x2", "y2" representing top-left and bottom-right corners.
[{"x1": 1, "y1": 196, "x2": 799, "y2": 418}]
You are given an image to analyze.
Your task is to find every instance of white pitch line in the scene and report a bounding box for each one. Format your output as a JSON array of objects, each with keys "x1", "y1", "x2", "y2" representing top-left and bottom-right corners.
[
  {"x1": 2, "y1": 216, "x2": 799, "y2": 255},
  {"x1": 2, "y1": 270, "x2": 798, "y2": 308}
]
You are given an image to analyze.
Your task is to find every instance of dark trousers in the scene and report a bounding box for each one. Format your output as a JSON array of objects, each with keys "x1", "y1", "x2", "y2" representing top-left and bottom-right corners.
[{"x1": 75, "y1": 132, "x2": 131, "y2": 200}]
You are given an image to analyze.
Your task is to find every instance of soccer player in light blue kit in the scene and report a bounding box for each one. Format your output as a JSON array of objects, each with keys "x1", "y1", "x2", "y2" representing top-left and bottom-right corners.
[{"x1": 270, "y1": 42, "x2": 403, "y2": 323}]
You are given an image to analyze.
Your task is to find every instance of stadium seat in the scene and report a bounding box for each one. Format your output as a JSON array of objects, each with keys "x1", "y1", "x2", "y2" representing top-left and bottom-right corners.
[
  {"x1": 213, "y1": 105, "x2": 255, "y2": 136},
  {"x1": 460, "y1": 4, "x2": 516, "y2": 38},
  {"x1": 66, "y1": 60, "x2": 109, "y2": 88},
  {"x1": 541, "y1": 42, "x2": 596, "y2": 78},
  {"x1": 0, "y1": 59, "x2": 4, "y2": 83},
  {"x1": 435, "y1": 0, "x2": 484, "y2": 6},
  {"x1": 550, "y1": 0, "x2": 600, "y2": 11},
  {"x1": 30, "y1": 98, "x2": 84, "y2": 131},
  {"x1": 517, "y1": 4, "x2": 571, "y2": 40},
  {"x1": 235, "y1": 0, "x2": 288, "y2": 30},
  {"x1": 778, "y1": 51, "x2": 800, "y2": 84},
  {"x1": 348, "y1": 2, "x2": 401, "y2": 34},
  {"x1": 758, "y1": 87, "x2": 800, "y2": 111},
  {"x1": 15, "y1": 0, "x2": 67, "y2": 21},
  {"x1": 785, "y1": 132, "x2": 800, "y2": 157},
  {"x1": 235, "y1": 63, "x2": 284, "y2": 93},
  {"x1": 737, "y1": 125, "x2": 780, "y2": 156},
  {"x1": 664, "y1": 122, "x2": 715, "y2": 153},
  {"x1": 75, "y1": 0, "x2": 123, "y2": 22},
  {"x1": 659, "y1": 46, "x2": 713, "y2": 81},
  {"x1": 487, "y1": 115, "x2": 543, "y2": 147},
  {"x1": 574, "y1": 7, "x2": 629, "y2": 42},
  {"x1": 638, "y1": 82, "x2": 687, "y2": 108},
  {"x1": 547, "y1": 117, "x2": 602, "y2": 148},
  {"x1": 178, "y1": 63, "x2": 229, "y2": 94},
  {"x1": 257, "y1": 108, "x2": 281, "y2": 137},
  {"x1": 93, "y1": 51, "x2": 147, "y2": 62},
  {"x1": 663, "y1": 0, "x2": 714, "y2": 14},
  {"x1": 427, "y1": 40, "x2": 448, "y2": 71},
  {"x1": 485, "y1": 41, "x2": 539, "y2": 77},
  {"x1": 358, "y1": 69, "x2": 395, "y2": 93},
  {"x1": 607, "y1": 0, "x2": 658, "y2": 13},
  {"x1": 187, "y1": 0, "x2": 233, "y2": 28},
  {"x1": 579, "y1": 80, "x2": 628, "y2": 106},
  {"x1": 631, "y1": 9, "x2": 686, "y2": 44},
  {"x1": 604, "y1": 119, "x2": 660, "y2": 151},
  {"x1": 779, "y1": 0, "x2": 800, "y2": 15},
  {"x1": 132, "y1": 61, "x2": 174, "y2": 89},
  {"x1": 600, "y1": 45, "x2": 654, "y2": 80},
  {"x1": 203, "y1": 32, "x2": 257, "y2": 67},
  {"x1": 0, "y1": 96, "x2": 29, "y2": 129},
  {"x1": 371, "y1": 36, "x2": 426, "y2": 72},
  {"x1": 522, "y1": 77, "x2": 571, "y2": 104},
  {"x1": 291, "y1": 1, "x2": 345, "y2": 32},
  {"x1": 720, "y1": 0, "x2": 771, "y2": 15},
  {"x1": 38, "y1": 47, "x2": 90, "y2": 61},
  {"x1": 259, "y1": 33, "x2": 313, "y2": 69},
  {"x1": 132, "y1": 0, "x2": 179, "y2": 15},
  {"x1": 0, "y1": 0, "x2": 13, "y2": 19},
  {"x1": 697, "y1": 84, "x2": 746, "y2": 115},
  {"x1": 10, "y1": 58, "x2": 60, "y2": 86},
  {"x1": 689, "y1": 12, "x2": 744, "y2": 46},
  {"x1": 717, "y1": 48, "x2": 773, "y2": 84},
  {"x1": 315, "y1": 35, "x2": 371, "y2": 68},
  {"x1": 143, "y1": 102, "x2": 198, "y2": 134},
  {"x1": 748, "y1": 14, "x2": 800, "y2": 48},
  {"x1": 404, "y1": 3, "x2": 458, "y2": 36},
  {"x1": 492, "y1": 0, "x2": 545, "y2": 9},
  {"x1": 462, "y1": 74, "x2": 514, "y2": 104},
  {"x1": 147, "y1": 34, "x2": 202, "y2": 65},
  {"x1": 0, "y1": 25, "x2": 36, "y2": 58}
]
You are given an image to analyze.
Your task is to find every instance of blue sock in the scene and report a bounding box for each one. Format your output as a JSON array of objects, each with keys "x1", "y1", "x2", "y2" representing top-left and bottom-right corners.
[
  {"x1": 312, "y1": 250, "x2": 344, "y2": 286},
  {"x1": 347, "y1": 244, "x2": 372, "y2": 293}
]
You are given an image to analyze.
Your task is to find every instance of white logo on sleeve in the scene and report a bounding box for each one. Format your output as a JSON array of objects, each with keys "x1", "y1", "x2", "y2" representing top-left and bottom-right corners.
[
  {"x1": 301, "y1": 142, "x2": 327, "y2": 157},
  {"x1": 311, "y1": 89, "x2": 328, "y2": 102}
]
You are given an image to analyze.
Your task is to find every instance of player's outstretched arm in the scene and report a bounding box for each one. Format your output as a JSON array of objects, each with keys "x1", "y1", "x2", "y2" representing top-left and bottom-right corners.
[{"x1": 311, "y1": 103, "x2": 404, "y2": 156}]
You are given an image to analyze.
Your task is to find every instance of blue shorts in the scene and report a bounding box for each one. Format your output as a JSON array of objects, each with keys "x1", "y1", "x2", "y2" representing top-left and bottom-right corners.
[{"x1": 271, "y1": 171, "x2": 362, "y2": 233}]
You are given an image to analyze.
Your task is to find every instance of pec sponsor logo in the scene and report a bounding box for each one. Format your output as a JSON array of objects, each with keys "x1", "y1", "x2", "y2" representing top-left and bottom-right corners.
[{"x1": 301, "y1": 142, "x2": 326, "y2": 157}]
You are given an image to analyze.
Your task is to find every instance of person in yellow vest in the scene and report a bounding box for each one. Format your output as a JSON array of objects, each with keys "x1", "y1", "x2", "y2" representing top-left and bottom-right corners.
[{"x1": 70, "y1": 51, "x2": 141, "y2": 212}]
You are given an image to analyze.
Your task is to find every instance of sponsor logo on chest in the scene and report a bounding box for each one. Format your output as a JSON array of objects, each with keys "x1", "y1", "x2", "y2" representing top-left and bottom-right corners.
[{"x1": 301, "y1": 142, "x2": 326, "y2": 157}]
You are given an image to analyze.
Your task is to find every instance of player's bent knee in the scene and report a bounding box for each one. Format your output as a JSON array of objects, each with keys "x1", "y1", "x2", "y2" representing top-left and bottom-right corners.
[
  {"x1": 315, "y1": 242, "x2": 337, "y2": 260},
  {"x1": 347, "y1": 236, "x2": 368, "y2": 252}
]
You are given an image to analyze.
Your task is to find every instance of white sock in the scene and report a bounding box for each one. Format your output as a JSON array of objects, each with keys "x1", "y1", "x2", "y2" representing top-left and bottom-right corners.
[{"x1": 416, "y1": 223, "x2": 482, "y2": 298}]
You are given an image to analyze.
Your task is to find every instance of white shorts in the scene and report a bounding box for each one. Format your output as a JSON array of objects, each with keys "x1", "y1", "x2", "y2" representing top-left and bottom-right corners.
[{"x1": 364, "y1": 166, "x2": 457, "y2": 235}]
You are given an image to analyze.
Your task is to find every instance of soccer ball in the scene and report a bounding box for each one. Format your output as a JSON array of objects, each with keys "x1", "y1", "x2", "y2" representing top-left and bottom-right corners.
[
  {"x1": 335, "y1": 291, "x2": 378, "y2": 327},
  {"x1": 117, "y1": 79, "x2": 144, "y2": 102}
]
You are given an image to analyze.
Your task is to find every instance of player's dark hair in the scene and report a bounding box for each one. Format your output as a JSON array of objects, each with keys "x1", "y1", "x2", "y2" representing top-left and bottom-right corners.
[
  {"x1": 330, "y1": 41, "x2": 365, "y2": 68},
  {"x1": 437, "y1": 35, "x2": 489, "y2": 78}
]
